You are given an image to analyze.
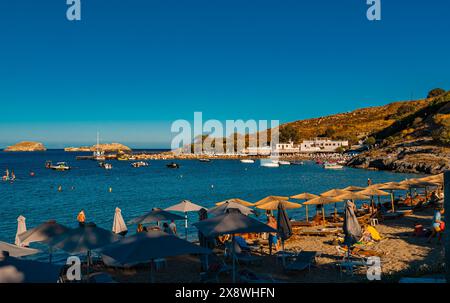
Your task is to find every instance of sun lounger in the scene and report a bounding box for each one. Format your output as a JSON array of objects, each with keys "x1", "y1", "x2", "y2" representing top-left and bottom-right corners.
[
  {"x1": 88, "y1": 272, "x2": 117, "y2": 283},
  {"x1": 298, "y1": 228, "x2": 340, "y2": 237},
  {"x1": 225, "y1": 241, "x2": 263, "y2": 265},
  {"x1": 200, "y1": 254, "x2": 232, "y2": 283},
  {"x1": 283, "y1": 251, "x2": 319, "y2": 272},
  {"x1": 238, "y1": 269, "x2": 276, "y2": 283},
  {"x1": 335, "y1": 246, "x2": 368, "y2": 277}
]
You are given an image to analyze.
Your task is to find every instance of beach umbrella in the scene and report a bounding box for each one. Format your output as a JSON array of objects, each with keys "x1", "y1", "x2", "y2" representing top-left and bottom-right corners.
[
  {"x1": 290, "y1": 193, "x2": 318, "y2": 222},
  {"x1": 100, "y1": 230, "x2": 211, "y2": 282},
  {"x1": 18, "y1": 220, "x2": 70, "y2": 263},
  {"x1": 112, "y1": 207, "x2": 128, "y2": 236},
  {"x1": 290, "y1": 193, "x2": 319, "y2": 200},
  {"x1": 321, "y1": 189, "x2": 349, "y2": 197},
  {"x1": 193, "y1": 212, "x2": 276, "y2": 282},
  {"x1": 304, "y1": 196, "x2": 343, "y2": 224},
  {"x1": 215, "y1": 198, "x2": 254, "y2": 207},
  {"x1": 357, "y1": 186, "x2": 389, "y2": 213},
  {"x1": 129, "y1": 208, "x2": 185, "y2": 225},
  {"x1": 50, "y1": 223, "x2": 119, "y2": 254},
  {"x1": 18, "y1": 220, "x2": 70, "y2": 244},
  {"x1": 0, "y1": 254, "x2": 62, "y2": 283},
  {"x1": 343, "y1": 201, "x2": 362, "y2": 248},
  {"x1": 208, "y1": 201, "x2": 254, "y2": 216},
  {"x1": 15, "y1": 215, "x2": 28, "y2": 247},
  {"x1": 49, "y1": 223, "x2": 119, "y2": 281},
  {"x1": 0, "y1": 241, "x2": 40, "y2": 258},
  {"x1": 378, "y1": 182, "x2": 408, "y2": 212},
  {"x1": 342, "y1": 186, "x2": 365, "y2": 192},
  {"x1": 254, "y1": 195, "x2": 289, "y2": 206},
  {"x1": 255, "y1": 200, "x2": 302, "y2": 210},
  {"x1": 320, "y1": 189, "x2": 349, "y2": 218},
  {"x1": 165, "y1": 200, "x2": 205, "y2": 239}
]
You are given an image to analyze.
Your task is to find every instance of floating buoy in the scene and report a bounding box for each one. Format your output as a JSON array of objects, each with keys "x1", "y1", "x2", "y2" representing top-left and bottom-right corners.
[
  {"x1": 211, "y1": 184, "x2": 214, "y2": 189},
  {"x1": 30, "y1": 172, "x2": 35, "y2": 177},
  {"x1": 58, "y1": 185, "x2": 62, "y2": 192},
  {"x1": 109, "y1": 187, "x2": 113, "y2": 193}
]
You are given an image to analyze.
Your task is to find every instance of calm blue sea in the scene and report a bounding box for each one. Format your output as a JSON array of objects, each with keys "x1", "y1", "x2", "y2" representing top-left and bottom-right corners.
[{"x1": 0, "y1": 150, "x2": 422, "y2": 262}]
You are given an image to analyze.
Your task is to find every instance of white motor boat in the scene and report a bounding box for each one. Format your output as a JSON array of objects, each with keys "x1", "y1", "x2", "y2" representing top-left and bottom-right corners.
[
  {"x1": 278, "y1": 161, "x2": 291, "y2": 165},
  {"x1": 323, "y1": 162, "x2": 344, "y2": 169},
  {"x1": 240, "y1": 159, "x2": 255, "y2": 164},
  {"x1": 260, "y1": 159, "x2": 279, "y2": 168}
]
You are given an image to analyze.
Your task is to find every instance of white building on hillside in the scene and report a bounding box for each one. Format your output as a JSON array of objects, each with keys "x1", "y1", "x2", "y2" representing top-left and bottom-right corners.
[{"x1": 299, "y1": 138, "x2": 349, "y2": 153}]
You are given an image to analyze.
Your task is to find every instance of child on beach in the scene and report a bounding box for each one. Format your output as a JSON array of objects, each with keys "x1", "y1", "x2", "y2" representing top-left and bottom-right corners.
[{"x1": 427, "y1": 208, "x2": 445, "y2": 244}]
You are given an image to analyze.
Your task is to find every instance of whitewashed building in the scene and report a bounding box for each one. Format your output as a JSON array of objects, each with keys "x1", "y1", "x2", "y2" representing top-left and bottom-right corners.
[{"x1": 299, "y1": 138, "x2": 349, "y2": 153}]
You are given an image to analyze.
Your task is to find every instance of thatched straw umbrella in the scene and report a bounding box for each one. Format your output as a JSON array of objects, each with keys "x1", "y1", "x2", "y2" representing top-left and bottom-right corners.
[
  {"x1": 290, "y1": 193, "x2": 319, "y2": 222},
  {"x1": 378, "y1": 182, "x2": 408, "y2": 212},
  {"x1": 342, "y1": 186, "x2": 365, "y2": 192},
  {"x1": 357, "y1": 186, "x2": 390, "y2": 213},
  {"x1": 254, "y1": 195, "x2": 289, "y2": 206},
  {"x1": 304, "y1": 196, "x2": 343, "y2": 224},
  {"x1": 320, "y1": 189, "x2": 349, "y2": 218},
  {"x1": 215, "y1": 198, "x2": 254, "y2": 207},
  {"x1": 256, "y1": 200, "x2": 302, "y2": 210},
  {"x1": 321, "y1": 189, "x2": 349, "y2": 197}
]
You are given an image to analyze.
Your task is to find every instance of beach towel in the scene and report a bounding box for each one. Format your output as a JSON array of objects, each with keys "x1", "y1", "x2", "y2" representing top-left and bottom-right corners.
[{"x1": 366, "y1": 226, "x2": 381, "y2": 241}]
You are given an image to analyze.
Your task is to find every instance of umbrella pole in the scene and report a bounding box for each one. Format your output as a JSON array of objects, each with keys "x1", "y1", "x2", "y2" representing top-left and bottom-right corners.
[
  {"x1": 48, "y1": 247, "x2": 53, "y2": 264},
  {"x1": 150, "y1": 259, "x2": 155, "y2": 283},
  {"x1": 305, "y1": 205, "x2": 309, "y2": 223},
  {"x1": 185, "y1": 212, "x2": 188, "y2": 240},
  {"x1": 371, "y1": 196, "x2": 375, "y2": 214},
  {"x1": 232, "y1": 235, "x2": 236, "y2": 283},
  {"x1": 322, "y1": 207, "x2": 325, "y2": 226},
  {"x1": 391, "y1": 191, "x2": 395, "y2": 213},
  {"x1": 86, "y1": 250, "x2": 91, "y2": 283}
]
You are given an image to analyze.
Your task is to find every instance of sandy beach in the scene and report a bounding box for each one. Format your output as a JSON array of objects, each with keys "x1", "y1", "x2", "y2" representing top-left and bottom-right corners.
[{"x1": 88, "y1": 206, "x2": 444, "y2": 283}]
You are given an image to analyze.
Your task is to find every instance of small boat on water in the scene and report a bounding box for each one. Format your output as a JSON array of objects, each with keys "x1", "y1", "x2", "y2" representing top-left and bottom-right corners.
[
  {"x1": 278, "y1": 161, "x2": 291, "y2": 165},
  {"x1": 323, "y1": 162, "x2": 344, "y2": 170},
  {"x1": 240, "y1": 159, "x2": 255, "y2": 164},
  {"x1": 291, "y1": 161, "x2": 304, "y2": 165},
  {"x1": 260, "y1": 159, "x2": 279, "y2": 168},
  {"x1": 47, "y1": 162, "x2": 71, "y2": 171},
  {"x1": 166, "y1": 162, "x2": 180, "y2": 169},
  {"x1": 131, "y1": 161, "x2": 149, "y2": 168},
  {"x1": 99, "y1": 162, "x2": 113, "y2": 170},
  {"x1": 199, "y1": 158, "x2": 211, "y2": 162}
]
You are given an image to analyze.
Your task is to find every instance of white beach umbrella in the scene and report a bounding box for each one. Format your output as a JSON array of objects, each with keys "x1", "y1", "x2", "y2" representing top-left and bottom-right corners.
[
  {"x1": 112, "y1": 207, "x2": 128, "y2": 235},
  {"x1": 165, "y1": 200, "x2": 205, "y2": 240},
  {"x1": 0, "y1": 241, "x2": 40, "y2": 258},
  {"x1": 15, "y1": 215, "x2": 28, "y2": 247}
]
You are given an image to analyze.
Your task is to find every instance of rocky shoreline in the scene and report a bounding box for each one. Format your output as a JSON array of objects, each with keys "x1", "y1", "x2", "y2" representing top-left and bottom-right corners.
[{"x1": 347, "y1": 143, "x2": 450, "y2": 175}]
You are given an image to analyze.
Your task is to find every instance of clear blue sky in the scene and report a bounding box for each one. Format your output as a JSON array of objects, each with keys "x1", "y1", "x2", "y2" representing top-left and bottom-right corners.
[{"x1": 0, "y1": 0, "x2": 449, "y2": 148}]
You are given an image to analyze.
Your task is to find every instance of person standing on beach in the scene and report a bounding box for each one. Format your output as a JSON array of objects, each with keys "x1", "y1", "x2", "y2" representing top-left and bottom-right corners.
[
  {"x1": 77, "y1": 209, "x2": 86, "y2": 227},
  {"x1": 427, "y1": 208, "x2": 445, "y2": 244},
  {"x1": 267, "y1": 215, "x2": 279, "y2": 254},
  {"x1": 169, "y1": 220, "x2": 177, "y2": 236}
]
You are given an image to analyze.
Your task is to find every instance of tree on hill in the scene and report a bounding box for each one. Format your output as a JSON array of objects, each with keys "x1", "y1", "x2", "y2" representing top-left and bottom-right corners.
[
  {"x1": 427, "y1": 88, "x2": 446, "y2": 99},
  {"x1": 364, "y1": 136, "x2": 376, "y2": 147},
  {"x1": 279, "y1": 125, "x2": 300, "y2": 143}
]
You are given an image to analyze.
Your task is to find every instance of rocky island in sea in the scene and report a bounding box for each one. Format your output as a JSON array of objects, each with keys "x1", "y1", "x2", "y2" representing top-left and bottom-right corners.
[
  {"x1": 64, "y1": 143, "x2": 132, "y2": 152},
  {"x1": 3, "y1": 141, "x2": 47, "y2": 152}
]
